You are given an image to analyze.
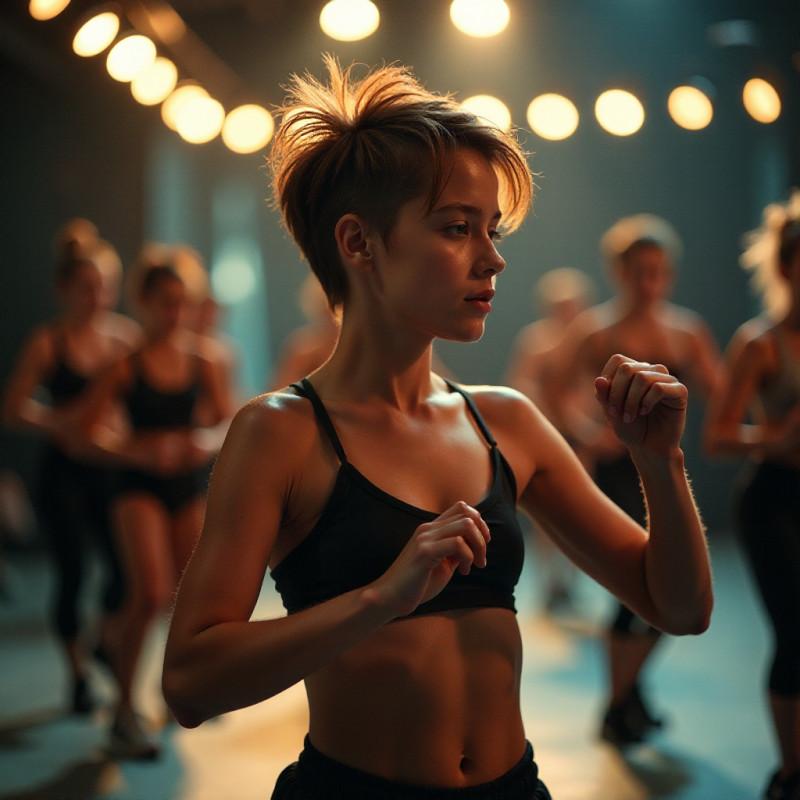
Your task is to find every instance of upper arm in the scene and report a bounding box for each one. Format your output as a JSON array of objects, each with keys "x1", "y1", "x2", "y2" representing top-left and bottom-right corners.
[
  {"x1": 170, "y1": 399, "x2": 295, "y2": 633},
  {"x1": 3, "y1": 328, "x2": 54, "y2": 425}
]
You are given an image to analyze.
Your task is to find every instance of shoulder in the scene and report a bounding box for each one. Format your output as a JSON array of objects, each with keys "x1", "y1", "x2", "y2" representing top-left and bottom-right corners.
[
  {"x1": 452, "y1": 382, "x2": 545, "y2": 433},
  {"x1": 663, "y1": 303, "x2": 714, "y2": 337},
  {"x1": 100, "y1": 312, "x2": 142, "y2": 352},
  {"x1": 722, "y1": 318, "x2": 775, "y2": 377}
]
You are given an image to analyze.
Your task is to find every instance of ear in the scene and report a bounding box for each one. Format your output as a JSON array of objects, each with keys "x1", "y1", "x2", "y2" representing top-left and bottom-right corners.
[{"x1": 335, "y1": 214, "x2": 374, "y2": 273}]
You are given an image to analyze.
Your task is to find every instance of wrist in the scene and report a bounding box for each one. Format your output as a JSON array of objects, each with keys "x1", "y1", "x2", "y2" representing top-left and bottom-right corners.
[{"x1": 629, "y1": 445, "x2": 686, "y2": 477}]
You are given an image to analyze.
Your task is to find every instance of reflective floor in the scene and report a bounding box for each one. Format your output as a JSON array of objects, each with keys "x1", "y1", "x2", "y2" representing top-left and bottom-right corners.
[{"x1": 0, "y1": 531, "x2": 773, "y2": 800}]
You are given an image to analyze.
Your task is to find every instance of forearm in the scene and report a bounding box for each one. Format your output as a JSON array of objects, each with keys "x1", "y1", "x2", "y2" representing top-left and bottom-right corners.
[
  {"x1": 631, "y1": 446, "x2": 713, "y2": 635},
  {"x1": 163, "y1": 585, "x2": 395, "y2": 727},
  {"x1": 705, "y1": 421, "x2": 792, "y2": 460}
]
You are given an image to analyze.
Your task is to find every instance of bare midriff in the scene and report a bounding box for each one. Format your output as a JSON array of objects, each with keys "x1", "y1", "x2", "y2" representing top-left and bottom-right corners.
[{"x1": 304, "y1": 606, "x2": 527, "y2": 788}]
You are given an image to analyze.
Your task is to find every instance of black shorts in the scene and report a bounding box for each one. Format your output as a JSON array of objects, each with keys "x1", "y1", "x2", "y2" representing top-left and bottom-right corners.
[
  {"x1": 271, "y1": 737, "x2": 552, "y2": 800},
  {"x1": 117, "y1": 467, "x2": 209, "y2": 514}
]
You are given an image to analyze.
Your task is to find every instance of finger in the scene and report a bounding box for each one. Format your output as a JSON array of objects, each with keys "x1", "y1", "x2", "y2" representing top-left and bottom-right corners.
[
  {"x1": 622, "y1": 369, "x2": 671, "y2": 423},
  {"x1": 599, "y1": 353, "x2": 630, "y2": 382},
  {"x1": 639, "y1": 379, "x2": 687, "y2": 415},
  {"x1": 418, "y1": 531, "x2": 476, "y2": 575},
  {"x1": 606, "y1": 359, "x2": 643, "y2": 419}
]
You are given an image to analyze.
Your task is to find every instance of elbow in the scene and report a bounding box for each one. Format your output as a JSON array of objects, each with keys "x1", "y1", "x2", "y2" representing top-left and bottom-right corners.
[
  {"x1": 659, "y1": 590, "x2": 714, "y2": 636},
  {"x1": 161, "y1": 664, "x2": 209, "y2": 729}
]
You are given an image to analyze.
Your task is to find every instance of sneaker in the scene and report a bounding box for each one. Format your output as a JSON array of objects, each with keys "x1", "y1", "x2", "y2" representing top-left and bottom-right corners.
[
  {"x1": 110, "y1": 708, "x2": 160, "y2": 760},
  {"x1": 600, "y1": 685, "x2": 664, "y2": 747},
  {"x1": 764, "y1": 769, "x2": 800, "y2": 800},
  {"x1": 71, "y1": 677, "x2": 95, "y2": 715}
]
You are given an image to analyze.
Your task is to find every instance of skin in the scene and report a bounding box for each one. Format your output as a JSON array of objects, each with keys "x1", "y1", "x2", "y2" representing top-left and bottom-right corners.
[
  {"x1": 3, "y1": 260, "x2": 138, "y2": 685},
  {"x1": 704, "y1": 241, "x2": 800, "y2": 778},
  {"x1": 163, "y1": 150, "x2": 712, "y2": 788},
  {"x1": 81, "y1": 275, "x2": 234, "y2": 718}
]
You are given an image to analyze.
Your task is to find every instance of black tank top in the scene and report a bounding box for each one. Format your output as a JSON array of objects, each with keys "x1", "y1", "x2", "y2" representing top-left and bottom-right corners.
[
  {"x1": 270, "y1": 378, "x2": 525, "y2": 619},
  {"x1": 46, "y1": 330, "x2": 90, "y2": 406},
  {"x1": 125, "y1": 353, "x2": 199, "y2": 430}
]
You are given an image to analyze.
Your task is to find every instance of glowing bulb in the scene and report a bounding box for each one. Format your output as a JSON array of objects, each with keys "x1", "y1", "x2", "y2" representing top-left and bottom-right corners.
[
  {"x1": 106, "y1": 34, "x2": 156, "y2": 82},
  {"x1": 73, "y1": 11, "x2": 120, "y2": 56},
  {"x1": 743, "y1": 78, "x2": 781, "y2": 123},
  {"x1": 175, "y1": 95, "x2": 225, "y2": 144},
  {"x1": 319, "y1": 0, "x2": 379, "y2": 41},
  {"x1": 595, "y1": 89, "x2": 645, "y2": 136},
  {"x1": 161, "y1": 83, "x2": 208, "y2": 131},
  {"x1": 668, "y1": 85, "x2": 713, "y2": 130},
  {"x1": 461, "y1": 95, "x2": 512, "y2": 132},
  {"x1": 29, "y1": 0, "x2": 70, "y2": 21},
  {"x1": 222, "y1": 105, "x2": 275, "y2": 154},
  {"x1": 450, "y1": 0, "x2": 510, "y2": 38},
  {"x1": 131, "y1": 57, "x2": 178, "y2": 105},
  {"x1": 527, "y1": 94, "x2": 579, "y2": 140}
]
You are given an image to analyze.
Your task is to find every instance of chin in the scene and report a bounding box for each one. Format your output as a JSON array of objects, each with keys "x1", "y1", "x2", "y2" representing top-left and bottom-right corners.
[{"x1": 438, "y1": 324, "x2": 486, "y2": 344}]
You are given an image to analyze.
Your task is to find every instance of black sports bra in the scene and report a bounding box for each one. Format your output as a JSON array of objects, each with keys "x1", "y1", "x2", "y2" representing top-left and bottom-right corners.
[
  {"x1": 46, "y1": 330, "x2": 91, "y2": 406},
  {"x1": 270, "y1": 378, "x2": 525, "y2": 619},
  {"x1": 125, "y1": 353, "x2": 200, "y2": 431}
]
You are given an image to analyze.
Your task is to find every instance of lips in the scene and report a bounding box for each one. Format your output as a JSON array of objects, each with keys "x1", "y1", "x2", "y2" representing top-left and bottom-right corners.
[{"x1": 465, "y1": 289, "x2": 495, "y2": 302}]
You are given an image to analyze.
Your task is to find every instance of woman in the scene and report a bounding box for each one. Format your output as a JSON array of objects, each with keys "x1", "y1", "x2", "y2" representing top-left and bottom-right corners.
[
  {"x1": 162, "y1": 59, "x2": 712, "y2": 798},
  {"x1": 3, "y1": 228, "x2": 137, "y2": 715},
  {"x1": 83, "y1": 249, "x2": 233, "y2": 758},
  {"x1": 704, "y1": 191, "x2": 800, "y2": 800},
  {"x1": 545, "y1": 215, "x2": 720, "y2": 746}
]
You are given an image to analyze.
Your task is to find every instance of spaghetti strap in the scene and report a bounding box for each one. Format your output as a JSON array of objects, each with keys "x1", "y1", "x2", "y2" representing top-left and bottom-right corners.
[
  {"x1": 292, "y1": 378, "x2": 348, "y2": 464},
  {"x1": 444, "y1": 379, "x2": 497, "y2": 447}
]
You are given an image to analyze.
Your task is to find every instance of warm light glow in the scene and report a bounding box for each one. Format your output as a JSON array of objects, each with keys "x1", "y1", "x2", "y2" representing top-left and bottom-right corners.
[
  {"x1": 450, "y1": 0, "x2": 510, "y2": 38},
  {"x1": 595, "y1": 89, "x2": 645, "y2": 136},
  {"x1": 527, "y1": 94, "x2": 579, "y2": 140},
  {"x1": 73, "y1": 11, "x2": 120, "y2": 57},
  {"x1": 222, "y1": 105, "x2": 275, "y2": 154},
  {"x1": 106, "y1": 34, "x2": 156, "y2": 82},
  {"x1": 461, "y1": 95, "x2": 512, "y2": 132},
  {"x1": 161, "y1": 83, "x2": 208, "y2": 130},
  {"x1": 743, "y1": 78, "x2": 781, "y2": 123},
  {"x1": 131, "y1": 57, "x2": 178, "y2": 105},
  {"x1": 29, "y1": 0, "x2": 70, "y2": 21},
  {"x1": 319, "y1": 0, "x2": 379, "y2": 41},
  {"x1": 175, "y1": 95, "x2": 225, "y2": 144},
  {"x1": 668, "y1": 85, "x2": 713, "y2": 130}
]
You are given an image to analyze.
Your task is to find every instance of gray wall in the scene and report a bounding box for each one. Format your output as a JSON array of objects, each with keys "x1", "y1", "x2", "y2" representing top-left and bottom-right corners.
[{"x1": 1, "y1": 0, "x2": 798, "y2": 530}]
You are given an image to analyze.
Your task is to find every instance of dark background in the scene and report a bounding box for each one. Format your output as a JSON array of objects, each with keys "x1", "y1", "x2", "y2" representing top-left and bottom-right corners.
[{"x1": 1, "y1": 0, "x2": 798, "y2": 531}]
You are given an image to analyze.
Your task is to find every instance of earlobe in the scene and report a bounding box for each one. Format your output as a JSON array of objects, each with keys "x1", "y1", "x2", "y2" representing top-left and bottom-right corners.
[{"x1": 335, "y1": 214, "x2": 374, "y2": 273}]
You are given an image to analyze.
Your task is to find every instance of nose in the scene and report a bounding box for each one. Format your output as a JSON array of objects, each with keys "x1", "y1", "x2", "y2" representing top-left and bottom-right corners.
[{"x1": 476, "y1": 238, "x2": 506, "y2": 277}]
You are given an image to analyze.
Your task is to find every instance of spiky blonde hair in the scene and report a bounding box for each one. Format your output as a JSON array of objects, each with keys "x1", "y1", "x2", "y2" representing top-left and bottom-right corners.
[{"x1": 270, "y1": 55, "x2": 533, "y2": 307}]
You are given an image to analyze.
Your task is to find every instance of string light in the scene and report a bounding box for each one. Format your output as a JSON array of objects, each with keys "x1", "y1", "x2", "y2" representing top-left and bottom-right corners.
[
  {"x1": 450, "y1": 0, "x2": 510, "y2": 38},
  {"x1": 319, "y1": 0, "x2": 379, "y2": 41},
  {"x1": 222, "y1": 104, "x2": 275, "y2": 154},
  {"x1": 668, "y1": 85, "x2": 714, "y2": 130},
  {"x1": 461, "y1": 95, "x2": 512, "y2": 131},
  {"x1": 175, "y1": 94, "x2": 225, "y2": 144},
  {"x1": 72, "y1": 9, "x2": 120, "y2": 57},
  {"x1": 29, "y1": 0, "x2": 70, "y2": 21},
  {"x1": 161, "y1": 83, "x2": 209, "y2": 131},
  {"x1": 131, "y1": 57, "x2": 178, "y2": 106},
  {"x1": 106, "y1": 34, "x2": 156, "y2": 82},
  {"x1": 743, "y1": 78, "x2": 781, "y2": 123},
  {"x1": 595, "y1": 89, "x2": 645, "y2": 136},
  {"x1": 527, "y1": 94, "x2": 579, "y2": 140}
]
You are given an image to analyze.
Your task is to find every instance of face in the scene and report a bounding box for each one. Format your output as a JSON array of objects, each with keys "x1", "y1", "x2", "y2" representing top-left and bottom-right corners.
[
  {"x1": 368, "y1": 149, "x2": 506, "y2": 343},
  {"x1": 141, "y1": 277, "x2": 188, "y2": 336},
  {"x1": 617, "y1": 243, "x2": 674, "y2": 305},
  {"x1": 780, "y1": 241, "x2": 800, "y2": 301},
  {"x1": 59, "y1": 262, "x2": 104, "y2": 319}
]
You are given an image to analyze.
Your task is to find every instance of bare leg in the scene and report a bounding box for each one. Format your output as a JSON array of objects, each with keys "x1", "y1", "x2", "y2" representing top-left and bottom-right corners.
[
  {"x1": 608, "y1": 630, "x2": 661, "y2": 707},
  {"x1": 770, "y1": 692, "x2": 800, "y2": 777}
]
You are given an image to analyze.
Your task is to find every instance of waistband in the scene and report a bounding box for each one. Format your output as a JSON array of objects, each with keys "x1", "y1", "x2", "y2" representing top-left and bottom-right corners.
[{"x1": 291, "y1": 736, "x2": 545, "y2": 800}]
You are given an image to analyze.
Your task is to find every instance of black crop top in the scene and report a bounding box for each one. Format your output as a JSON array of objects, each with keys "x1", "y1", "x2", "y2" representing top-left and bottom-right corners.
[
  {"x1": 125, "y1": 354, "x2": 200, "y2": 431},
  {"x1": 270, "y1": 378, "x2": 525, "y2": 619},
  {"x1": 46, "y1": 331, "x2": 90, "y2": 407}
]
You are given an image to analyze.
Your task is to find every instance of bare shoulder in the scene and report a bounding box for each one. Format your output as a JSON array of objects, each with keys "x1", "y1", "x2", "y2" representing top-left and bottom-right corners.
[
  {"x1": 663, "y1": 302, "x2": 713, "y2": 335},
  {"x1": 452, "y1": 382, "x2": 546, "y2": 435}
]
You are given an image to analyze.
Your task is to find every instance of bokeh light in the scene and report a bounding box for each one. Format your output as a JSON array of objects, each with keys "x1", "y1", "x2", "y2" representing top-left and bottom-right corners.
[
  {"x1": 73, "y1": 10, "x2": 120, "y2": 57},
  {"x1": 29, "y1": 0, "x2": 70, "y2": 21},
  {"x1": 743, "y1": 78, "x2": 781, "y2": 123},
  {"x1": 175, "y1": 95, "x2": 225, "y2": 144},
  {"x1": 668, "y1": 85, "x2": 714, "y2": 130},
  {"x1": 450, "y1": 0, "x2": 510, "y2": 37},
  {"x1": 222, "y1": 105, "x2": 275, "y2": 154},
  {"x1": 461, "y1": 95, "x2": 512, "y2": 132},
  {"x1": 595, "y1": 89, "x2": 645, "y2": 136},
  {"x1": 161, "y1": 83, "x2": 208, "y2": 131},
  {"x1": 319, "y1": 0, "x2": 380, "y2": 41},
  {"x1": 106, "y1": 34, "x2": 156, "y2": 82},
  {"x1": 131, "y1": 57, "x2": 178, "y2": 105},
  {"x1": 527, "y1": 93, "x2": 579, "y2": 140}
]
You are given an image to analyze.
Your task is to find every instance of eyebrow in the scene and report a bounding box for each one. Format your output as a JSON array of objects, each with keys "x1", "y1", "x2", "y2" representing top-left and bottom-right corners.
[{"x1": 431, "y1": 203, "x2": 503, "y2": 222}]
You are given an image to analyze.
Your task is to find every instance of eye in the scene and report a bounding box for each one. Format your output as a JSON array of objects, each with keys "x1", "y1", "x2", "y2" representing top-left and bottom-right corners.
[
  {"x1": 445, "y1": 222, "x2": 469, "y2": 237},
  {"x1": 489, "y1": 229, "x2": 505, "y2": 242}
]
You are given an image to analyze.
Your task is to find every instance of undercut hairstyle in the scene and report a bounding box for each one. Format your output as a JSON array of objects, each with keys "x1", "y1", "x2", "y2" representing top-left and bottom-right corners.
[{"x1": 270, "y1": 55, "x2": 533, "y2": 308}]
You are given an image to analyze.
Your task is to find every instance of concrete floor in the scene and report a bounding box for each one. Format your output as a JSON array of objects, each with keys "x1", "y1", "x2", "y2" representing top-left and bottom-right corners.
[{"x1": 0, "y1": 530, "x2": 776, "y2": 800}]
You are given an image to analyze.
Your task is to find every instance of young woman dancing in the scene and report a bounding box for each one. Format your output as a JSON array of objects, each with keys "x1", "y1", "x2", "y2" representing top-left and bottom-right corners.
[
  {"x1": 704, "y1": 191, "x2": 800, "y2": 800},
  {"x1": 162, "y1": 59, "x2": 713, "y2": 799}
]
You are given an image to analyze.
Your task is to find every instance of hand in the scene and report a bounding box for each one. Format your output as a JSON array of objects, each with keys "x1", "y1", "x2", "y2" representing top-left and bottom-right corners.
[
  {"x1": 370, "y1": 502, "x2": 491, "y2": 619},
  {"x1": 595, "y1": 354, "x2": 688, "y2": 457}
]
